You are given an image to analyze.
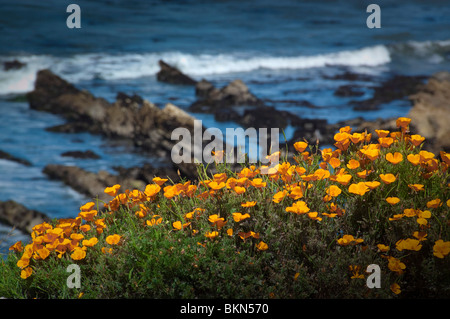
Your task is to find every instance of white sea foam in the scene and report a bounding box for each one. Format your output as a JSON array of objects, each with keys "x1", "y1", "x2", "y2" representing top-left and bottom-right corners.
[{"x1": 4, "y1": 40, "x2": 450, "y2": 95}]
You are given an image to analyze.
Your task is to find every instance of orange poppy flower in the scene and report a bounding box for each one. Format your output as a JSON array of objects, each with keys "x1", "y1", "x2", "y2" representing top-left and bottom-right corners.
[
  {"x1": 241, "y1": 201, "x2": 256, "y2": 207},
  {"x1": 348, "y1": 182, "x2": 370, "y2": 196},
  {"x1": 328, "y1": 157, "x2": 341, "y2": 169},
  {"x1": 378, "y1": 137, "x2": 394, "y2": 148},
  {"x1": 232, "y1": 212, "x2": 250, "y2": 222},
  {"x1": 256, "y1": 241, "x2": 269, "y2": 251},
  {"x1": 407, "y1": 154, "x2": 421, "y2": 166},
  {"x1": 365, "y1": 181, "x2": 381, "y2": 190},
  {"x1": 144, "y1": 184, "x2": 161, "y2": 198},
  {"x1": 396, "y1": 117, "x2": 411, "y2": 129},
  {"x1": 379, "y1": 173, "x2": 396, "y2": 184},
  {"x1": 80, "y1": 202, "x2": 95, "y2": 212},
  {"x1": 272, "y1": 190, "x2": 288, "y2": 203},
  {"x1": 233, "y1": 186, "x2": 246, "y2": 194},
  {"x1": 82, "y1": 237, "x2": 98, "y2": 247},
  {"x1": 204, "y1": 231, "x2": 219, "y2": 239},
  {"x1": 409, "y1": 134, "x2": 425, "y2": 147},
  {"x1": 293, "y1": 141, "x2": 308, "y2": 153},
  {"x1": 285, "y1": 200, "x2": 310, "y2": 215},
  {"x1": 104, "y1": 184, "x2": 121, "y2": 197},
  {"x1": 208, "y1": 181, "x2": 226, "y2": 190},
  {"x1": 105, "y1": 234, "x2": 122, "y2": 245},
  {"x1": 385, "y1": 152, "x2": 403, "y2": 165},
  {"x1": 326, "y1": 185, "x2": 342, "y2": 197},
  {"x1": 375, "y1": 129, "x2": 390, "y2": 138},
  {"x1": 346, "y1": 159, "x2": 360, "y2": 170},
  {"x1": 386, "y1": 197, "x2": 400, "y2": 205}
]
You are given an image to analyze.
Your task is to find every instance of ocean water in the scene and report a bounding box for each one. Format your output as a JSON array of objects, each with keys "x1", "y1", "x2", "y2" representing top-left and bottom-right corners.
[{"x1": 1, "y1": 0, "x2": 450, "y2": 255}]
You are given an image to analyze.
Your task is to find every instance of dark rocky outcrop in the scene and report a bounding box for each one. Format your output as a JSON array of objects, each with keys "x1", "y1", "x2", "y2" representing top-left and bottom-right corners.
[
  {"x1": 26, "y1": 70, "x2": 205, "y2": 159},
  {"x1": 156, "y1": 60, "x2": 197, "y2": 85},
  {"x1": 189, "y1": 79, "x2": 265, "y2": 113},
  {"x1": 0, "y1": 150, "x2": 32, "y2": 166},
  {"x1": 3, "y1": 59, "x2": 26, "y2": 71},
  {"x1": 351, "y1": 74, "x2": 426, "y2": 111},
  {"x1": 43, "y1": 164, "x2": 146, "y2": 202},
  {"x1": 0, "y1": 200, "x2": 50, "y2": 234},
  {"x1": 61, "y1": 150, "x2": 101, "y2": 159},
  {"x1": 408, "y1": 71, "x2": 450, "y2": 154}
]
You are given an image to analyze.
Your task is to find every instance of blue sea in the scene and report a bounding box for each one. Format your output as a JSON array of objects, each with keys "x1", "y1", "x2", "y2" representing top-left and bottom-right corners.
[{"x1": 1, "y1": 0, "x2": 450, "y2": 255}]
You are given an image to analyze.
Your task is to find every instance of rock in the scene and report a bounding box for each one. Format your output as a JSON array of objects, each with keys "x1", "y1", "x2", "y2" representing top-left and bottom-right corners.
[
  {"x1": 0, "y1": 150, "x2": 32, "y2": 166},
  {"x1": 61, "y1": 150, "x2": 101, "y2": 159},
  {"x1": 334, "y1": 85, "x2": 365, "y2": 97},
  {"x1": 42, "y1": 161, "x2": 201, "y2": 203},
  {"x1": 0, "y1": 200, "x2": 50, "y2": 234},
  {"x1": 408, "y1": 71, "x2": 450, "y2": 154},
  {"x1": 156, "y1": 60, "x2": 197, "y2": 85},
  {"x1": 351, "y1": 74, "x2": 426, "y2": 111},
  {"x1": 189, "y1": 79, "x2": 264, "y2": 113},
  {"x1": 3, "y1": 59, "x2": 26, "y2": 71},
  {"x1": 42, "y1": 164, "x2": 146, "y2": 202},
  {"x1": 27, "y1": 70, "x2": 206, "y2": 160}
]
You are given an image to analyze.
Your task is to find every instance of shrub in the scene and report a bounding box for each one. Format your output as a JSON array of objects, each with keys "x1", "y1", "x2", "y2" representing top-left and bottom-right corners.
[{"x1": 1, "y1": 117, "x2": 449, "y2": 298}]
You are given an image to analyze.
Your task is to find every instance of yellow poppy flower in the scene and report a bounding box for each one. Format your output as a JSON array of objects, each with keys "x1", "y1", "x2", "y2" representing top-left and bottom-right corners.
[
  {"x1": 426, "y1": 198, "x2": 442, "y2": 208},
  {"x1": 396, "y1": 238, "x2": 422, "y2": 251},
  {"x1": 433, "y1": 240, "x2": 450, "y2": 258},
  {"x1": 377, "y1": 244, "x2": 390, "y2": 252}
]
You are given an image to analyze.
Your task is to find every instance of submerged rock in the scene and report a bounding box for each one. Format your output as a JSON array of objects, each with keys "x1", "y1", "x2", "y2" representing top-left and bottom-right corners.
[
  {"x1": 61, "y1": 150, "x2": 101, "y2": 159},
  {"x1": 0, "y1": 150, "x2": 32, "y2": 166},
  {"x1": 0, "y1": 200, "x2": 50, "y2": 234}
]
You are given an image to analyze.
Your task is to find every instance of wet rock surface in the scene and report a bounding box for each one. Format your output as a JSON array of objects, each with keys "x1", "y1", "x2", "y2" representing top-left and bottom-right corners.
[
  {"x1": 61, "y1": 150, "x2": 101, "y2": 159},
  {"x1": 0, "y1": 200, "x2": 50, "y2": 234}
]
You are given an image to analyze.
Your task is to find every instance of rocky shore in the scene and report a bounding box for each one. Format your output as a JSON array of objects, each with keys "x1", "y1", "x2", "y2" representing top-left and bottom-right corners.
[{"x1": 2, "y1": 61, "x2": 449, "y2": 234}]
